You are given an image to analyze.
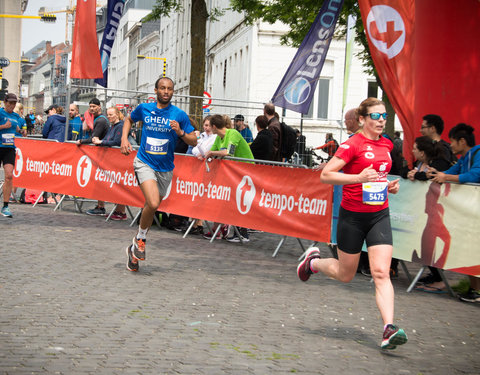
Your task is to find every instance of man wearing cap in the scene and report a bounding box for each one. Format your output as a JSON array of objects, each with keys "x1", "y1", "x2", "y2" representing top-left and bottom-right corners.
[
  {"x1": 234, "y1": 114, "x2": 253, "y2": 144},
  {"x1": 0, "y1": 93, "x2": 27, "y2": 218},
  {"x1": 42, "y1": 104, "x2": 71, "y2": 142},
  {"x1": 77, "y1": 98, "x2": 108, "y2": 146}
]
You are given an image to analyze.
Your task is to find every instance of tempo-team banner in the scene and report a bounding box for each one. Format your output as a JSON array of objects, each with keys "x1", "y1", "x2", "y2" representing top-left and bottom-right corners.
[{"x1": 13, "y1": 139, "x2": 333, "y2": 242}]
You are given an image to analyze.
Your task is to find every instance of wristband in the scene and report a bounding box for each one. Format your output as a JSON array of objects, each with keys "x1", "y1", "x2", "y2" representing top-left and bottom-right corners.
[{"x1": 180, "y1": 131, "x2": 186, "y2": 138}]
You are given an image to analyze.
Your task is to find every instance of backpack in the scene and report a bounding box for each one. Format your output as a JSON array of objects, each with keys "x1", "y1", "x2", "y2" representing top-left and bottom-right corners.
[{"x1": 280, "y1": 122, "x2": 297, "y2": 159}]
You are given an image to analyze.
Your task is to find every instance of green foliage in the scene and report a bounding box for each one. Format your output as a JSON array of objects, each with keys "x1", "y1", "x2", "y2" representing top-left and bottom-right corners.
[{"x1": 142, "y1": 0, "x2": 184, "y2": 21}]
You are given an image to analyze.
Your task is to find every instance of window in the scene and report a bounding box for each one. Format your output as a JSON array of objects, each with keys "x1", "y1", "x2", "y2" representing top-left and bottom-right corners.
[
  {"x1": 223, "y1": 59, "x2": 227, "y2": 87},
  {"x1": 306, "y1": 78, "x2": 330, "y2": 119},
  {"x1": 368, "y1": 81, "x2": 379, "y2": 98}
]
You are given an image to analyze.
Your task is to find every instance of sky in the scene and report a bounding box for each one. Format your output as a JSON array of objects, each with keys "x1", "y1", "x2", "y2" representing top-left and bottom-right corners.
[{"x1": 21, "y1": 0, "x2": 74, "y2": 54}]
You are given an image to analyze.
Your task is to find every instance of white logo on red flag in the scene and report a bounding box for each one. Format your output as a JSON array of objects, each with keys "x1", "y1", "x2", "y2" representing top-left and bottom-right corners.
[
  {"x1": 76, "y1": 155, "x2": 92, "y2": 187},
  {"x1": 236, "y1": 176, "x2": 256, "y2": 215},
  {"x1": 366, "y1": 5, "x2": 406, "y2": 59},
  {"x1": 13, "y1": 148, "x2": 23, "y2": 178}
]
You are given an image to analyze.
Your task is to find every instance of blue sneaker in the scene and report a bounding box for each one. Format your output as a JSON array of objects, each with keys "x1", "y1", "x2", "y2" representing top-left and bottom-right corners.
[
  {"x1": 1, "y1": 206, "x2": 12, "y2": 218},
  {"x1": 381, "y1": 324, "x2": 408, "y2": 350}
]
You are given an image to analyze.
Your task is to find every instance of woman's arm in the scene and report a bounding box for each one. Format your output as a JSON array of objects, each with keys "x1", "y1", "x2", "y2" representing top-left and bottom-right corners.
[{"x1": 320, "y1": 156, "x2": 379, "y2": 185}]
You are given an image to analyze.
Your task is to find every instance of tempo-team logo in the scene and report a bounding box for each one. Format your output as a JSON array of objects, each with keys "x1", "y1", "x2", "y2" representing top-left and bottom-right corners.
[
  {"x1": 366, "y1": 5, "x2": 406, "y2": 59},
  {"x1": 283, "y1": 77, "x2": 311, "y2": 106},
  {"x1": 13, "y1": 148, "x2": 23, "y2": 178},
  {"x1": 76, "y1": 155, "x2": 93, "y2": 188},
  {"x1": 236, "y1": 175, "x2": 256, "y2": 215}
]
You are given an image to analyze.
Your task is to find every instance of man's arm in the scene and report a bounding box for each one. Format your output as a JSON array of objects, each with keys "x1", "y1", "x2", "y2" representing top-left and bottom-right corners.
[{"x1": 121, "y1": 116, "x2": 134, "y2": 155}]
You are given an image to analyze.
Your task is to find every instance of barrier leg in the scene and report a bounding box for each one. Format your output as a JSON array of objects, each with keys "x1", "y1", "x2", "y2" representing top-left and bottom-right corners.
[
  {"x1": 272, "y1": 236, "x2": 286, "y2": 257},
  {"x1": 105, "y1": 204, "x2": 116, "y2": 221},
  {"x1": 130, "y1": 210, "x2": 141, "y2": 227},
  {"x1": 74, "y1": 197, "x2": 84, "y2": 213},
  {"x1": 0, "y1": 181, "x2": 4, "y2": 200},
  {"x1": 32, "y1": 191, "x2": 46, "y2": 208},
  {"x1": 399, "y1": 260, "x2": 412, "y2": 282},
  {"x1": 438, "y1": 269, "x2": 455, "y2": 297},
  {"x1": 126, "y1": 206, "x2": 134, "y2": 219},
  {"x1": 53, "y1": 194, "x2": 67, "y2": 212},
  {"x1": 406, "y1": 266, "x2": 427, "y2": 293},
  {"x1": 182, "y1": 220, "x2": 196, "y2": 238},
  {"x1": 210, "y1": 224, "x2": 223, "y2": 243}
]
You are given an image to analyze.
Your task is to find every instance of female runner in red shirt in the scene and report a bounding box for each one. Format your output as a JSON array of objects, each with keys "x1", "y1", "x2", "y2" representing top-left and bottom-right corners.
[{"x1": 297, "y1": 97, "x2": 407, "y2": 350}]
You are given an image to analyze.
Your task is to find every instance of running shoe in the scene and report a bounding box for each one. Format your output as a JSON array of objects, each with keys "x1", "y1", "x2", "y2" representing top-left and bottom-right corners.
[
  {"x1": 126, "y1": 245, "x2": 139, "y2": 272},
  {"x1": 1, "y1": 206, "x2": 13, "y2": 218},
  {"x1": 458, "y1": 288, "x2": 480, "y2": 303},
  {"x1": 110, "y1": 211, "x2": 127, "y2": 221},
  {"x1": 86, "y1": 206, "x2": 106, "y2": 216},
  {"x1": 132, "y1": 236, "x2": 146, "y2": 261},
  {"x1": 381, "y1": 324, "x2": 408, "y2": 350},
  {"x1": 226, "y1": 234, "x2": 250, "y2": 243},
  {"x1": 297, "y1": 247, "x2": 321, "y2": 282}
]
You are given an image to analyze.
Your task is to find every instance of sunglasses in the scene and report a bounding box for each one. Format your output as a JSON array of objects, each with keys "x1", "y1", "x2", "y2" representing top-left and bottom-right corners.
[{"x1": 367, "y1": 112, "x2": 388, "y2": 120}]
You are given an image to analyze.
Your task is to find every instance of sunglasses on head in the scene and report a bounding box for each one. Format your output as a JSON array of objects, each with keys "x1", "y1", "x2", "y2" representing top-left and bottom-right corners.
[{"x1": 367, "y1": 112, "x2": 388, "y2": 120}]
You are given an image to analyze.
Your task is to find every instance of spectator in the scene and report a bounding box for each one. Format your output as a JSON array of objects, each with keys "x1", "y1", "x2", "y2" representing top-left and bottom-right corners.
[
  {"x1": 234, "y1": 114, "x2": 253, "y2": 144},
  {"x1": 393, "y1": 131, "x2": 403, "y2": 154},
  {"x1": 25, "y1": 109, "x2": 36, "y2": 134},
  {"x1": 0, "y1": 93, "x2": 26, "y2": 217},
  {"x1": 77, "y1": 98, "x2": 108, "y2": 146},
  {"x1": 223, "y1": 114, "x2": 233, "y2": 129},
  {"x1": 42, "y1": 105, "x2": 72, "y2": 142},
  {"x1": 402, "y1": 136, "x2": 452, "y2": 293},
  {"x1": 428, "y1": 123, "x2": 480, "y2": 303},
  {"x1": 69, "y1": 104, "x2": 84, "y2": 141},
  {"x1": 294, "y1": 129, "x2": 306, "y2": 158},
  {"x1": 315, "y1": 132, "x2": 339, "y2": 161},
  {"x1": 202, "y1": 114, "x2": 254, "y2": 242},
  {"x1": 249, "y1": 115, "x2": 273, "y2": 161},
  {"x1": 264, "y1": 103, "x2": 282, "y2": 161},
  {"x1": 85, "y1": 106, "x2": 127, "y2": 220},
  {"x1": 188, "y1": 115, "x2": 217, "y2": 235},
  {"x1": 191, "y1": 115, "x2": 216, "y2": 159},
  {"x1": 421, "y1": 114, "x2": 456, "y2": 165},
  {"x1": 344, "y1": 108, "x2": 360, "y2": 134}
]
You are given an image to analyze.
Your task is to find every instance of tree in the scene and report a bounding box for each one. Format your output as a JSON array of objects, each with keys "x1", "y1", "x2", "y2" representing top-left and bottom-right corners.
[
  {"x1": 230, "y1": 0, "x2": 396, "y2": 136},
  {"x1": 144, "y1": 0, "x2": 210, "y2": 124}
]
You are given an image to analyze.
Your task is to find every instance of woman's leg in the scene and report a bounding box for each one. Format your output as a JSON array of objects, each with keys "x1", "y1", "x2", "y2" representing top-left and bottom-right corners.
[
  {"x1": 368, "y1": 244, "x2": 394, "y2": 325},
  {"x1": 310, "y1": 249, "x2": 360, "y2": 283}
]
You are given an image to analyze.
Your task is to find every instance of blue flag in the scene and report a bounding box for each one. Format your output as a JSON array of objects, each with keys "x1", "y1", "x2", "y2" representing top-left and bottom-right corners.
[
  {"x1": 94, "y1": 0, "x2": 126, "y2": 87},
  {"x1": 272, "y1": 0, "x2": 344, "y2": 114}
]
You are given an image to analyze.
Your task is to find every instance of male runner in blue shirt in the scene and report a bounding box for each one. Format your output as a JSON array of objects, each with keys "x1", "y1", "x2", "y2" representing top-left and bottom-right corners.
[{"x1": 121, "y1": 77, "x2": 197, "y2": 271}]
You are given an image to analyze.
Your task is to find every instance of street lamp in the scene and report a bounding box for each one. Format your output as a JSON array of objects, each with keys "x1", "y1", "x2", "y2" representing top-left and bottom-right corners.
[{"x1": 136, "y1": 55, "x2": 166, "y2": 77}]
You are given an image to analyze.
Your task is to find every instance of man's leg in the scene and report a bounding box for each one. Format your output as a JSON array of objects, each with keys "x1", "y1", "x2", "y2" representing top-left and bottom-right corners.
[
  {"x1": 138, "y1": 179, "x2": 162, "y2": 231},
  {"x1": 1, "y1": 163, "x2": 14, "y2": 218}
]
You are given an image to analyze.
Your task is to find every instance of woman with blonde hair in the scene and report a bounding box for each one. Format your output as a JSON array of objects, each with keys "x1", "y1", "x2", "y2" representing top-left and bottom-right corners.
[{"x1": 297, "y1": 98, "x2": 406, "y2": 350}]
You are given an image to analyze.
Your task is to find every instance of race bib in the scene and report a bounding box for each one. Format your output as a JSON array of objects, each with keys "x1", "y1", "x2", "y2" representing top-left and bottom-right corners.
[
  {"x1": 1, "y1": 133, "x2": 15, "y2": 146},
  {"x1": 145, "y1": 137, "x2": 168, "y2": 155},
  {"x1": 362, "y1": 181, "x2": 388, "y2": 205}
]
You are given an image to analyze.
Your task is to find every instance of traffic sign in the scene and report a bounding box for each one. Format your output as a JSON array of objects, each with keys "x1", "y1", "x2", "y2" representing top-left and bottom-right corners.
[
  {"x1": 203, "y1": 91, "x2": 212, "y2": 109},
  {"x1": 0, "y1": 57, "x2": 10, "y2": 68},
  {"x1": 1, "y1": 79, "x2": 8, "y2": 90}
]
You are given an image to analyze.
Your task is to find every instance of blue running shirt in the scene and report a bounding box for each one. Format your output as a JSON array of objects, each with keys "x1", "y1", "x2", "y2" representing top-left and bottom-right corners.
[
  {"x1": 131, "y1": 102, "x2": 194, "y2": 172},
  {"x1": 0, "y1": 108, "x2": 26, "y2": 149}
]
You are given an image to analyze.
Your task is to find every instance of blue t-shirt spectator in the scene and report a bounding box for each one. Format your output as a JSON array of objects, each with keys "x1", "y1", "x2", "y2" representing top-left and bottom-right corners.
[
  {"x1": 240, "y1": 127, "x2": 253, "y2": 144},
  {"x1": 445, "y1": 144, "x2": 480, "y2": 183}
]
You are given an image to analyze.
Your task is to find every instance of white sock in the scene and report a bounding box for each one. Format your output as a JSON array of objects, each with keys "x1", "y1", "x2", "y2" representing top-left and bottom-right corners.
[{"x1": 137, "y1": 226, "x2": 148, "y2": 240}]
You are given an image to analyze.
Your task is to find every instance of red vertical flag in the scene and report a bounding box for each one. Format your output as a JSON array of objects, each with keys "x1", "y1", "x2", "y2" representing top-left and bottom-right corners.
[
  {"x1": 358, "y1": 0, "x2": 415, "y2": 166},
  {"x1": 70, "y1": 0, "x2": 103, "y2": 79}
]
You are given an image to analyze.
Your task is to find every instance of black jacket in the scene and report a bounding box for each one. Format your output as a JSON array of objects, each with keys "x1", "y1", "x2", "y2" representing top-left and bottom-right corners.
[{"x1": 250, "y1": 129, "x2": 273, "y2": 161}]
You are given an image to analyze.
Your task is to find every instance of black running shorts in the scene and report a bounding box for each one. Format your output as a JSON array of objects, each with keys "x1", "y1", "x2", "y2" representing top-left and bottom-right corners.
[
  {"x1": 0, "y1": 147, "x2": 16, "y2": 166},
  {"x1": 337, "y1": 206, "x2": 393, "y2": 254}
]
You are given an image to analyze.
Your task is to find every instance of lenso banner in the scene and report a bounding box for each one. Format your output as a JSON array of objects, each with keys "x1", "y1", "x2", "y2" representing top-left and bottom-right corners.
[
  {"x1": 13, "y1": 139, "x2": 333, "y2": 242},
  {"x1": 272, "y1": 0, "x2": 344, "y2": 114}
]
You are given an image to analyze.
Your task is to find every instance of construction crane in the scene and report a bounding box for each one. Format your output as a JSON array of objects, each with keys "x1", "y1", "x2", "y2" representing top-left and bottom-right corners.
[{"x1": 38, "y1": 0, "x2": 106, "y2": 44}]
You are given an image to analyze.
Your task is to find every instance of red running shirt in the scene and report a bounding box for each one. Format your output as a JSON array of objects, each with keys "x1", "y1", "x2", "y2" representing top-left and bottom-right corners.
[{"x1": 334, "y1": 133, "x2": 393, "y2": 212}]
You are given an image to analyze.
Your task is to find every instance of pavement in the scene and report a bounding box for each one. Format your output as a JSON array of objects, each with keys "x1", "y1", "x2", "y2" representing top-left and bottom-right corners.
[{"x1": 0, "y1": 199, "x2": 479, "y2": 375}]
